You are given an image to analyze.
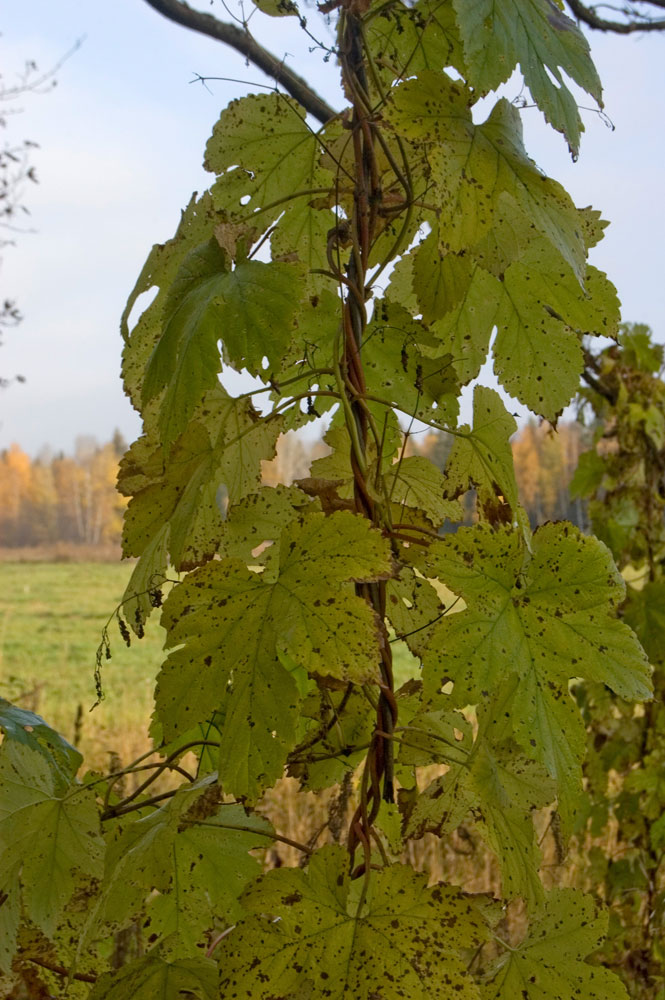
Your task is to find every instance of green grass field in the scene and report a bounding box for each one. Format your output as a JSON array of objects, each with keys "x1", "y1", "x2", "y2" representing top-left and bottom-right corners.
[
  {"x1": 0, "y1": 562, "x2": 166, "y2": 767},
  {"x1": 0, "y1": 562, "x2": 420, "y2": 769}
]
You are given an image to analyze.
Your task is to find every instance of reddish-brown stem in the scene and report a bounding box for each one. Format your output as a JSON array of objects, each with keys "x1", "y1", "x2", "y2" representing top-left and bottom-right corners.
[{"x1": 26, "y1": 957, "x2": 97, "y2": 984}]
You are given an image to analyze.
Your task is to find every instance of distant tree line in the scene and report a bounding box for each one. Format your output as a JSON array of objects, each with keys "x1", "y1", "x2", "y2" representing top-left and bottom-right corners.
[
  {"x1": 0, "y1": 431, "x2": 127, "y2": 548},
  {"x1": 0, "y1": 420, "x2": 591, "y2": 550}
]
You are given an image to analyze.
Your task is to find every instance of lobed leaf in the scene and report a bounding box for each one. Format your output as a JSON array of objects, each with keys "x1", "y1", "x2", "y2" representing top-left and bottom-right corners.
[
  {"x1": 453, "y1": 0, "x2": 603, "y2": 157},
  {"x1": 482, "y1": 889, "x2": 628, "y2": 999},
  {"x1": 88, "y1": 955, "x2": 218, "y2": 1000},
  {"x1": 422, "y1": 522, "x2": 651, "y2": 819},
  {"x1": 0, "y1": 743, "x2": 103, "y2": 948},
  {"x1": 156, "y1": 511, "x2": 393, "y2": 797},
  {"x1": 219, "y1": 845, "x2": 487, "y2": 999}
]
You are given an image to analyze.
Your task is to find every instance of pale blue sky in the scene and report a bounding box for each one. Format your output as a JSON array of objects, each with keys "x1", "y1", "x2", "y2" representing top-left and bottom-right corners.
[{"x1": 1, "y1": 1, "x2": 663, "y2": 455}]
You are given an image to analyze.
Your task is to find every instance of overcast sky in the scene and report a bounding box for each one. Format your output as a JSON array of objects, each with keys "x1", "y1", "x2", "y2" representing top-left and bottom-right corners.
[{"x1": 1, "y1": 1, "x2": 663, "y2": 456}]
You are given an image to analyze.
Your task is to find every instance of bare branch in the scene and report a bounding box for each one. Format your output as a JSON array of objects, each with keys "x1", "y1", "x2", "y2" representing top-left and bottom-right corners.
[
  {"x1": 142, "y1": 0, "x2": 337, "y2": 124},
  {"x1": 566, "y1": 0, "x2": 665, "y2": 32}
]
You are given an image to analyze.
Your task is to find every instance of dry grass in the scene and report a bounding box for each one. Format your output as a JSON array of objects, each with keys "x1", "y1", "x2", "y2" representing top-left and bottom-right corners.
[{"x1": 0, "y1": 543, "x2": 123, "y2": 563}]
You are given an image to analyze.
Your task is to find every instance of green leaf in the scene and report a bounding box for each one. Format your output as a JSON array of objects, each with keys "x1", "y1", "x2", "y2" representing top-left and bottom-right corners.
[
  {"x1": 121, "y1": 192, "x2": 225, "y2": 413},
  {"x1": 386, "y1": 568, "x2": 446, "y2": 659},
  {"x1": 0, "y1": 697, "x2": 82, "y2": 789},
  {"x1": 422, "y1": 523, "x2": 651, "y2": 814},
  {"x1": 467, "y1": 744, "x2": 551, "y2": 907},
  {"x1": 271, "y1": 204, "x2": 336, "y2": 295},
  {"x1": 156, "y1": 511, "x2": 393, "y2": 796},
  {"x1": 219, "y1": 845, "x2": 487, "y2": 999},
  {"x1": 364, "y1": 299, "x2": 460, "y2": 425},
  {"x1": 289, "y1": 687, "x2": 373, "y2": 790},
  {"x1": 619, "y1": 322, "x2": 663, "y2": 373},
  {"x1": 205, "y1": 93, "x2": 333, "y2": 222},
  {"x1": 93, "y1": 781, "x2": 271, "y2": 956},
  {"x1": 569, "y1": 448, "x2": 606, "y2": 499},
  {"x1": 366, "y1": 0, "x2": 466, "y2": 98},
  {"x1": 141, "y1": 238, "x2": 228, "y2": 439},
  {"x1": 453, "y1": 0, "x2": 602, "y2": 157},
  {"x1": 89, "y1": 955, "x2": 218, "y2": 1000},
  {"x1": 482, "y1": 889, "x2": 628, "y2": 999},
  {"x1": 442, "y1": 386, "x2": 521, "y2": 523},
  {"x1": 403, "y1": 692, "x2": 553, "y2": 906},
  {"x1": 220, "y1": 485, "x2": 317, "y2": 571},
  {"x1": 213, "y1": 259, "x2": 303, "y2": 375},
  {"x1": 387, "y1": 75, "x2": 586, "y2": 279},
  {"x1": 419, "y1": 264, "x2": 501, "y2": 386},
  {"x1": 120, "y1": 386, "x2": 283, "y2": 571},
  {"x1": 624, "y1": 580, "x2": 665, "y2": 666},
  {"x1": 142, "y1": 237, "x2": 304, "y2": 443},
  {"x1": 120, "y1": 521, "x2": 170, "y2": 633},
  {"x1": 390, "y1": 456, "x2": 462, "y2": 527},
  {"x1": 0, "y1": 865, "x2": 20, "y2": 974},
  {"x1": 412, "y1": 229, "x2": 474, "y2": 322},
  {"x1": 0, "y1": 743, "x2": 103, "y2": 939},
  {"x1": 493, "y1": 244, "x2": 619, "y2": 419}
]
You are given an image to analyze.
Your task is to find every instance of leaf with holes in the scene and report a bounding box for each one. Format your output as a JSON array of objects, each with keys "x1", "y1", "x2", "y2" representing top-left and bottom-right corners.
[
  {"x1": 119, "y1": 386, "x2": 283, "y2": 571},
  {"x1": 442, "y1": 386, "x2": 520, "y2": 524},
  {"x1": 121, "y1": 192, "x2": 225, "y2": 412},
  {"x1": 493, "y1": 242, "x2": 619, "y2": 419},
  {"x1": 387, "y1": 75, "x2": 585, "y2": 279},
  {"x1": 219, "y1": 845, "x2": 487, "y2": 999},
  {"x1": 142, "y1": 237, "x2": 303, "y2": 443},
  {"x1": 205, "y1": 93, "x2": 335, "y2": 234},
  {"x1": 422, "y1": 523, "x2": 651, "y2": 820},
  {"x1": 155, "y1": 511, "x2": 393, "y2": 797}
]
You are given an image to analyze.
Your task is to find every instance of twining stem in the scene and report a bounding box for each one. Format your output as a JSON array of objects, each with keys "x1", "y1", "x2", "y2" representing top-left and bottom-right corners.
[{"x1": 335, "y1": 5, "x2": 406, "y2": 875}]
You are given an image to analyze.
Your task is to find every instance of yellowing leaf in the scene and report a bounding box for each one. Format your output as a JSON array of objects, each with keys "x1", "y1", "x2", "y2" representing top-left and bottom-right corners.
[
  {"x1": 412, "y1": 229, "x2": 474, "y2": 322},
  {"x1": 422, "y1": 523, "x2": 651, "y2": 819},
  {"x1": 387, "y1": 75, "x2": 585, "y2": 279},
  {"x1": 89, "y1": 955, "x2": 218, "y2": 1000},
  {"x1": 442, "y1": 386, "x2": 521, "y2": 523},
  {"x1": 205, "y1": 93, "x2": 334, "y2": 239},
  {"x1": 156, "y1": 512, "x2": 393, "y2": 796},
  {"x1": 390, "y1": 456, "x2": 462, "y2": 527},
  {"x1": 483, "y1": 889, "x2": 628, "y2": 999},
  {"x1": 493, "y1": 243, "x2": 620, "y2": 419},
  {"x1": 366, "y1": 0, "x2": 466, "y2": 99},
  {"x1": 220, "y1": 846, "x2": 487, "y2": 999}
]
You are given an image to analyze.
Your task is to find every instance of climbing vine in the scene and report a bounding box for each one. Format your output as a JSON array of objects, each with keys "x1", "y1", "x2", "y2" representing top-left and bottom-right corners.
[{"x1": 0, "y1": 2, "x2": 654, "y2": 997}]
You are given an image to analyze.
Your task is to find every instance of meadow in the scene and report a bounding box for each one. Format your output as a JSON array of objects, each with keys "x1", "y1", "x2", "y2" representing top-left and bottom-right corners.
[{"x1": 0, "y1": 561, "x2": 167, "y2": 767}]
